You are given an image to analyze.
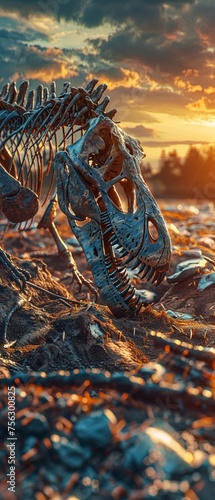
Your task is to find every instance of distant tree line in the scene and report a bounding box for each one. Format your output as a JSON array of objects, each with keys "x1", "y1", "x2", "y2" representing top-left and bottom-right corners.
[{"x1": 143, "y1": 144, "x2": 215, "y2": 200}]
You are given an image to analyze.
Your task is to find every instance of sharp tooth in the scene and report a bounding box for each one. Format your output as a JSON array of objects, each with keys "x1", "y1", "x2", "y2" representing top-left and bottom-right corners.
[
  {"x1": 103, "y1": 227, "x2": 112, "y2": 235},
  {"x1": 138, "y1": 262, "x2": 146, "y2": 275},
  {"x1": 140, "y1": 264, "x2": 150, "y2": 279},
  {"x1": 155, "y1": 271, "x2": 166, "y2": 285},
  {"x1": 109, "y1": 269, "x2": 117, "y2": 278},
  {"x1": 101, "y1": 214, "x2": 110, "y2": 223},
  {"x1": 147, "y1": 266, "x2": 155, "y2": 282},
  {"x1": 124, "y1": 288, "x2": 135, "y2": 303},
  {"x1": 120, "y1": 284, "x2": 131, "y2": 297},
  {"x1": 151, "y1": 269, "x2": 160, "y2": 284},
  {"x1": 118, "y1": 249, "x2": 128, "y2": 258},
  {"x1": 116, "y1": 281, "x2": 124, "y2": 290},
  {"x1": 122, "y1": 276, "x2": 130, "y2": 287},
  {"x1": 124, "y1": 255, "x2": 135, "y2": 266},
  {"x1": 112, "y1": 277, "x2": 121, "y2": 286},
  {"x1": 104, "y1": 254, "x2": 112, "y2": 263},
  {"x1": 131, "y1": 258, "x2": 140, "y2": 270},
  {"x1": 129, "y1": 295, "x2": 142, "y2": 307},
  {"x1": 135, "y1": 301, "x2": 143, "y2": 314},
  {"x1": 109, "y1": 235, "x2": 118, "y2": 244}
]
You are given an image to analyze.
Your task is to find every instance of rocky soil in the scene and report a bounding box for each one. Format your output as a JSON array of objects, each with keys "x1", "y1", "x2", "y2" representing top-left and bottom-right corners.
[{"x1": 0, "y1": 201, "x2": 215, "y2": 499}]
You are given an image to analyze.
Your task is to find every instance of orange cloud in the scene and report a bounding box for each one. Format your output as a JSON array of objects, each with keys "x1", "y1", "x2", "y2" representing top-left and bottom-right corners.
[
  {"x1": 88, "y1": 68, "x2": 141, "y2": 90},
  {"x1": 182, "y1": 69, "x2": 200, "y2": 77},
  {"x1": 13, "y1": 64, "x2": 77, "y2": 83},
  {"x1": 187, "y1": 96, "x2": 215, "y2": 111},
  {"x1": 174, "y1": 77, "x2": 202, "y2": 93},
  {"x1": 12, "y1": 46, "x2": 77, "y2": 83},
  {"x1": 204, "y1": 86, "x2": 215, "y2": 95}
]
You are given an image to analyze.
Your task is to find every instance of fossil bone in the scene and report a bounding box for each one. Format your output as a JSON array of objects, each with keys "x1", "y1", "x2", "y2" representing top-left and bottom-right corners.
[
  {"x1": 0, "y1": 78, "x2": 171, "y2": 316},
  {"x1": 54, "y1": 115, "x2": 171, "y2": 317}
]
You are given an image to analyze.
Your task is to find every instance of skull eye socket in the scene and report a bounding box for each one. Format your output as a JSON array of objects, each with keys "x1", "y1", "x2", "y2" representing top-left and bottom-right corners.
[
  {"x1": 88, "y1": 154, "x2": 99, "y2": 168},
  {"x1": 148, "y1": 218, "x2": 159, "y2": 243}
]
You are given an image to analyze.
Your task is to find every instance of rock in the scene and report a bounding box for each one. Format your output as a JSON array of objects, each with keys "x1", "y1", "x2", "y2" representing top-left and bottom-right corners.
[
  {"x1": 182, "y1": 249, "x2": 202, "y2": 258},
  {"x1": 123, "y1": 434, "x2": 153, "y2": 472},
  {"x1": 197, "y1": 272, "x2": 215, "y2": 291},
  {"x1": 167, "y1": 258, "x2": 207, "y2": 283},
  {"x1": 198, "y1": 237, "x2": 215, "y2": 250},
  {"x1": 74, "y1": 410, "x2": 113, "y2": 449},
  {"x1": 53, "y1": 439, "x2": 91, "y2": 469},
  {"x1": 23, "y1": 413, "x2": 49, "y2": 435},
  {"x1": 166, "y1": 310, "x2": 194, "y2": 320}
]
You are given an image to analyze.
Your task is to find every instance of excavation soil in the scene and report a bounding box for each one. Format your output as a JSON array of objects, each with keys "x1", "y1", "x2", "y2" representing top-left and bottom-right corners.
[{"x1": 0, "y1": 201, "x2": 215, "y2": 499}]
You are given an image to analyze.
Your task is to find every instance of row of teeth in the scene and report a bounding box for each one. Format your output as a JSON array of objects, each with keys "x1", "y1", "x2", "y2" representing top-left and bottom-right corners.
[
  {"x1": 101, "y1": 211, "x2": 166, "y2": 310},
  {"x1": 125, "y1": 256, "x2": 166, "y2": 285},
  {"x1": 104, "y1": 254, "x2": 142, "y2": 312}
]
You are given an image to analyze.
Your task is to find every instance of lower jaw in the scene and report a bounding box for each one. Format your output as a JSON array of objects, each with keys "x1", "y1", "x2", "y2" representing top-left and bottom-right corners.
[
  {"x1": 96, "y1": 256, "x2": 142, "y2": 317},
  {"x1": 67, "y1": 217, "x2": 143, "y2": 317}
]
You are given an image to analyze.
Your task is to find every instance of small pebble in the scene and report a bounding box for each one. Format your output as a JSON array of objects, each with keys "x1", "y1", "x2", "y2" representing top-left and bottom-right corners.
[
  {"x1": 198, "y1": 237, "x2": 215, "y2": 250},
  {"x1": 53, "y1": 440, "x2": 91, "y2": 469},
  {"x1": 166, "y1": 310, "x2": 194, "y2": 320},
  {"x1": 167, "y1": 259, "x2": 207, "y2": 283},
  {"x1": 124, "y1": 434, "x2": 152, "y2": 472},
  {"x1": 197, "y1": 273, "x2": 215, "y2": 291},
  {"x1": 74, "y1": 410, "x2": 113, "y2": 449},
  {"x1": 182, "y1": 250, "x2": 202, "y2": 258},
  {"x1": 24, "y1": 413, "x2": 49, "y2": 435}
]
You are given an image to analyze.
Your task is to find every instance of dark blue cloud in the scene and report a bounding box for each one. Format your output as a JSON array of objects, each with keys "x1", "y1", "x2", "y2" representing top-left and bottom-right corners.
[{"x1": 0, "y1": 0, "x2": 196, "y2": 26}]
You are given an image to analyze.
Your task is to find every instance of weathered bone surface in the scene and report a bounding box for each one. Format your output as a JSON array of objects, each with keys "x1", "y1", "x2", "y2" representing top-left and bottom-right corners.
[
  {"x1": 0, "y1": 163, "x2": 39, "y2": 222},
  {"x1": 0, "y1": 78, "x2": 171, "y2": 316},
  {"x1": 0, "y1": 78, "x2": 116, "y2": 293},
  {"x1": 0, "y1": 78, "x2": 116, "y2": 200},
  {"x1": 54, "y1": 116, "x2": 171, "y2": 316}
]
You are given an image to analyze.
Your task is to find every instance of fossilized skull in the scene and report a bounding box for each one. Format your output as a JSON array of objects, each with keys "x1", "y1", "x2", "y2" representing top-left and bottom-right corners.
[{"x1": 54, "y1": 115, "x2": 171, "y2": 317}]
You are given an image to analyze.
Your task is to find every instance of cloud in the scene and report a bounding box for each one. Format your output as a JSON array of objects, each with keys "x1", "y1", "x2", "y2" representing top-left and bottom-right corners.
[
  {"x1": 174, "y1": 76, "x2": 202, "y2": 93},
  {"x1": 0, "y1": 27, "x2": 49, "y2": 42},
  {"x1": 87, "y1": 67, "x2": 141, "y2": 90},
  {"x1": 16, "y1": 46, "x2": 76, "y2": 80},
  {"x1": 89, "y1": 28, "x2": 206, "y2": 78},
  {"x1": 194, "y1": 1, "x2": 215, "y2": 46},
  {"x1": 143, "y1": 140, "x2": 212, "y2": 148},
  {"x1": 0, "y1": 0, "x2": 86, "y2": 21},
  {"x1": 0, "y1": 2, "x2": 213, "y2": 88},
  {"x1": 124, "y1": 124, "x2": 155, "y2": 138},
  {"x1": 109, "y1": 86, "x2": 190, "y2": 120},
  {"x1": 0, "y1": 0, "x2": 214, "y2": 124},
  {"x1": 187, "y1": 96, "x2": 215, "y2": 112},
  {"x1": 0, "y1": 0, "x2": 195, "y2": 25},
  {"x1": 0, "y1": 41, "x2": 79, "y2": 84}
]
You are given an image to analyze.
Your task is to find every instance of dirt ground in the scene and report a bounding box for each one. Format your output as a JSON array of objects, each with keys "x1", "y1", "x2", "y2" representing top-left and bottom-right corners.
[
  {"x1": 1, "y1": 200, "x2": 215, "y2": 367},
  {"x1": 0, "y1": 200, "x2": 215, "y2": 499}
]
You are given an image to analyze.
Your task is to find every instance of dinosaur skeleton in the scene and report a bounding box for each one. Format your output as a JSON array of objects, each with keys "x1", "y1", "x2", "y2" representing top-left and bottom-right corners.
[
  {"x1": 54, "y1": 116, "x2": 171, "y2": 316},
  {"x1": 0, "y1": 78, "x2": 116, "y2": 292},
  {"x1": 0, "y1": 78, "x2": 171, "y2": 317}
]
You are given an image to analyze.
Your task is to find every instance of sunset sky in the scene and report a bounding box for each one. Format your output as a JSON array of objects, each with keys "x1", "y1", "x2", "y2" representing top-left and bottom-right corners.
[{"x1": 0, "y1": 0, "x2": 214, "y2": 169}]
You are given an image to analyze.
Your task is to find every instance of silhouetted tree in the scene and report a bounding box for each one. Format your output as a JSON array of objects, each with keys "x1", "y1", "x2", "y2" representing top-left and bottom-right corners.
[{"x1": 150, "y1": 143, "x2": 215, "y2": 198}]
